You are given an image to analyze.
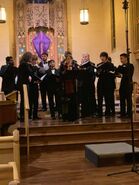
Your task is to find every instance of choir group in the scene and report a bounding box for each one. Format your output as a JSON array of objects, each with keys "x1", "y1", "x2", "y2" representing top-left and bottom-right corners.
[{"x1": 0, "y1": 51, "x2": 134, "y2": 122}]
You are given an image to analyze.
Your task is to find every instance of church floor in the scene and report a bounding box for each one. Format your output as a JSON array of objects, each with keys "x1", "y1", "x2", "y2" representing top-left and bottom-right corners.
[
  {"x1": 19, "y1": 110, "x2": 139, "y2": 185},
  {"x1": 19, "y1": 112, "x2": 139, "y2": 128},
  {"x1": 20, "y1": 149, "x2": 139, "y2": 185}
]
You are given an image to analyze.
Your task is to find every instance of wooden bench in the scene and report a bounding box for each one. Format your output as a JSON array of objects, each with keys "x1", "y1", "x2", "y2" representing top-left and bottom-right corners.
[
  {"x1": 0, "y1": 91, "x2": 17, "y2": 136},
  {"x1": 0, "y1": 130, "x2": 20, "y2": 178},
  {"x1": 0, "y1": 162, "x2": 20, "y2": 185}
]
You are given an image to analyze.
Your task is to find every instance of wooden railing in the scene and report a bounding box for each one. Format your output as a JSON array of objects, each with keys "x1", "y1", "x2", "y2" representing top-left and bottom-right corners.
[
  {"x1": 0, "y1": 162, "x2": 20, "y2": 185},
  {"x1": 23, "y1": 84, "x2": 30, "y2": 160},
  {"x1": 0, "y1": 92, "x2": 6, "y2": 101},
  {"x1": 0, "y1": 130, "x2": 20, "y2": 177}
]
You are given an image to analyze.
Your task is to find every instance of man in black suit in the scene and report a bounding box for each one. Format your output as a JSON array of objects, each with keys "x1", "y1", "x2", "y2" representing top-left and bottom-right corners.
[
  {"x1": 79, "y1": 53, "x2": 97, "y2": 117},
  {"x1": 28, "y1": 55, "x2": 41, "y2": 120},
  {"x1": 0, "y1": 56, "x2": 18, "y2": 95},
  {"x1": 39, "y1": 52, "x2": 49, "y2": 111},
  {"x1": 116, "y1": 53, "x2": 134, "y2": 118},
  {"x1": 97, "y1": 52, "x2": 116, "y2": 117},
  {"x1": 46, "y1": 60, "x2": 61, "y2": 119}
]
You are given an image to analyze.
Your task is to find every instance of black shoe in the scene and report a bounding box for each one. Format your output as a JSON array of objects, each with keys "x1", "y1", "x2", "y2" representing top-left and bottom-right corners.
[
  {"x1": 96, "y1": 114, "x2": 103, "y2": 118},
  {"x1": 29, "y1": 116, "x2": 32, "y2": 120},
  {"x1": 58, "y1": 114, "x2": 62, "y2": 119},
  {"x1": 111, "y1": 112, "x2": 115, "y2": 116},
  {"x1": 51, "y1": 116, "x2": 56, "y2": 120},
  {"x1": 118, "y1": 114, "x2": 126, "y2": 118},
  {"x1": 80, "y1": 115, "x2": 86, "y2": 119},
  {"x1": 33, "y1": 117, "x2": 42, "y2": 120},
  {"x1": 125, "y1": 114, "x2": 131, "y2": 119},
  {"x1": 42, "y1": 108, "x2": 47, "y2": 112},
  {"x1": 20, "y1": 118, "x2": 24, "y2": 122}
]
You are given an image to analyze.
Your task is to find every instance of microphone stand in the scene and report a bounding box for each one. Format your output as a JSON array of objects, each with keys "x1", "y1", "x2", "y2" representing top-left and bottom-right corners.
[{"x1": 107, "y1": 0, "x2": 139, "y2": 176}]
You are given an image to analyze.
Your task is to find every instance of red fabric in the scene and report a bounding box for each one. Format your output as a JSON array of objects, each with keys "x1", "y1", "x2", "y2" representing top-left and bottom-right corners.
[{"x1": 65, "y1": 80, "x2": 74, "y2": 95}]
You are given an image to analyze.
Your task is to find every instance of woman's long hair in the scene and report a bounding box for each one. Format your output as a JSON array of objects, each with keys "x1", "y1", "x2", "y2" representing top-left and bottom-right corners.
[{"x1": 20, "y1": 52, "x2": 33, "y2": 65}]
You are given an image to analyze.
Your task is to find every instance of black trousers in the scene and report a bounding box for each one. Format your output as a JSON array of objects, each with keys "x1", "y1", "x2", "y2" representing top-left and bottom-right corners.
[
  {"x1": 40, "y1": 81, "x2": 47, "y2": 110},
  {"x1": 29, "y1": 84, "x2": 39, "y2": 118},
  {"x1": 109, "y1": 89, "x2": 115, "y2": 114},
  {"x1": 19, "y1": 85, "x2": 29, "y2": 120},
  {"x1": 47, "y1": 89, "x2": 62, "y2": 117},
  {"x1": 97, "y1": 83, "x2": 115, "y2": 116},
  {"x1": 119, "y1": 86, "x2": 132, "y2": 116},
  {"x1": 62, "y1": 93, "x2": 78, "y2": 122},
  {"x1": 80, "y1": 84, "x2": 96, "y2": 117}
]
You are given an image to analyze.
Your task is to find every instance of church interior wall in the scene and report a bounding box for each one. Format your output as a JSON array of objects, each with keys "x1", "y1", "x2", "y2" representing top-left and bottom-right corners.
[
  {"x1": 0, "y1": 0, "x2": 139, "y2": 82},
  {"x1": 67, "y1": 0, "x2": 139, "y2": 82},
  {"x1": 0, "y1": 0, "x2": 14, "y2": 65}
]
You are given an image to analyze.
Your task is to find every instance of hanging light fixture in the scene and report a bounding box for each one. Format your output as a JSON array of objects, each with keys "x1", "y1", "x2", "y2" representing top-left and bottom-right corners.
[
  {"x1": 80, "y1": 0, "x2": 89, "y2": 25},
  {"x1": 0, "y1": 6, "x2": 6, "y2": 23}
]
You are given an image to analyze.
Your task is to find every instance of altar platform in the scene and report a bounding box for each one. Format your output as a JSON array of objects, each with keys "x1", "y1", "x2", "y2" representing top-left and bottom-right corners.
[{"x1": 18, "y1": 113, "x2": 139, "y2": 153}]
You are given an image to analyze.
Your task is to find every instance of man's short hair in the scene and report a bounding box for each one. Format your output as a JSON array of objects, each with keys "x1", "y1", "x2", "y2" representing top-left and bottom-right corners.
[
  {"x1": 41, "y1": 52, "x2": 48, "y2": 57},
  {"x1": 64, "y1": 51, "x2": 72, "y2": 58},
  {"x1": 48, "y1": 59, "x2": 55, "y2": 65},
  {"x1": 6, "y1": 56, "x2": 12, "y2": 62},
  {"x1": 120, "y1": 53, "x2": 128, "y2": 58},
  {"x1": 108, "y1": 57, "x2": 112, "y2": 62},
  {"x1": 6, "y1": 56, "x2": 13, "y2": 64},
  {"x1": 100, "y1": 52, "x2": 108, "y2": 58}
]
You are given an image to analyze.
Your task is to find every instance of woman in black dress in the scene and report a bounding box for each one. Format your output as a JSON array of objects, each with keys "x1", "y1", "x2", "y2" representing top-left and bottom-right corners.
[
  {"x1": 17, "y1": 52, "x2": 33, "y2": 122},
  {"x1": 60, "y1": 55, "x2": 78, "y2": 122}
]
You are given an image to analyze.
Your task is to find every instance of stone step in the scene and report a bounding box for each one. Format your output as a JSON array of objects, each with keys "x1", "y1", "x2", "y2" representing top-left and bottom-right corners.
[
  {"x1": 19, "y1": 121, "x2": 139, "y2": 134},
  {"x1": 20, "y1": 139, "x2": 139, "y2": 153},
  {"x1": 20, "y1": 129, "x2": 139, "y2": 146}
]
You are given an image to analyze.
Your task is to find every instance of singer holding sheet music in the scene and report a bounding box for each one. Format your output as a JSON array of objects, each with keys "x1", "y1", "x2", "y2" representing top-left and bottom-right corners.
[
  {"x1": 17, "y1": 52, "x2": 33, "y2": 122},
  {"x1": 78, "y1": 53, "x2": 97, "y2": 118},
  {"x1": 39, "y1": 52, "x2": 49, "y2": 111},
  {"x1": 97, "y1": 52, "x2": 116, "y2": 117},
  {"x1": 28, "y1": 55, "x2": 41, "y2": 120},
  {"x1": 46, "y1": 60, "x2": 62, "y2": 119}
]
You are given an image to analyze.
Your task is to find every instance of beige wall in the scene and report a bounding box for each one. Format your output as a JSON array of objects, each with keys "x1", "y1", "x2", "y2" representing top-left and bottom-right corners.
[
  {"x1": 0, "y1": 0, "x2": 138, "y2": 82},
  {"x1": 67, "y1": 0, "x2": 139, "y2": 82},
  {"x1": 0, "y1": 0, "x2": 14, "y2": 66},
  {"x1": 0, "y1": 0, "x2": 14, "y2": 87},
  {"x1": 67, "y1": 0, "x2": 107, "y2": 64},
  {"x1": 67, "y1": 0, "x2": 127, "y2": 64},
  {"x1": 103, "y1": 0, "x2": 126, "y2": 64}
]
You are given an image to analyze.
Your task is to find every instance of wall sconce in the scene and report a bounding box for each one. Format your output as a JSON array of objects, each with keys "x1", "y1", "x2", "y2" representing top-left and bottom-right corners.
[
  {"x1": 0, "y1": 6, "x2": 6, "y2": 23},
  {"x1": 80, "y1": 9, "x2": 89, "y2": 25}
]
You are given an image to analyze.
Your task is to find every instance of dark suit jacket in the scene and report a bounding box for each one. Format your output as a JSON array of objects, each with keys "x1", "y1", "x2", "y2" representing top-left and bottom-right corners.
[
  {"x1": 116, "y1": 63, "x2": 134, "y2": 91},
  {"x1": 46, "y1": 68, "x2": 61, "y2": 92},
  {"x1": 97, "y1": 61, "x2": 116, "y2": 89},
  {"x1": 0, "y1": 64, "x2": 18, "y2": 95},
  {"x1": 17, "y1": 62, "x2": 32, "y2": 91}
]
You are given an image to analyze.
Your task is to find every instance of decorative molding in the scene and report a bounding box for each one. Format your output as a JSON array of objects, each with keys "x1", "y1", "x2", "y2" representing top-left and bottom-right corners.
[
  {"x1": 15, "y1": 0, "x2": 67, "y2": 64},
  {"x1": 130, "y1": 0, "x2": 139, "y2": 60},
  {"x1": 15, "y1": 0, "x2": 26, "y2": 61}
]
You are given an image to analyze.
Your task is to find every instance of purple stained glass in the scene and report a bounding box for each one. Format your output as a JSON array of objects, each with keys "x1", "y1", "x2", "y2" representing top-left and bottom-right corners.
[{"x1": 33, "y1": 31, "x2": 51, "y2": 58}]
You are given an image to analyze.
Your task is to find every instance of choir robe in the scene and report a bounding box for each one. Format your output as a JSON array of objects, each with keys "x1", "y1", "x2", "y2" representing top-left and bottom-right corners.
[{"x1": 60, "y1": 68, "x2": 78, "y2": 122}]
